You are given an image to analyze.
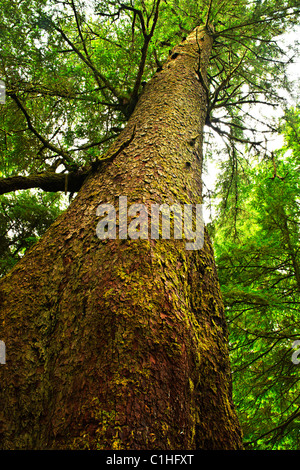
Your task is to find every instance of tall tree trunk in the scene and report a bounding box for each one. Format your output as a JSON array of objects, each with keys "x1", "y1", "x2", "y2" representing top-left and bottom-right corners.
[{"x1": 0, "y1": 26, "x2": 243, "y2": 450}]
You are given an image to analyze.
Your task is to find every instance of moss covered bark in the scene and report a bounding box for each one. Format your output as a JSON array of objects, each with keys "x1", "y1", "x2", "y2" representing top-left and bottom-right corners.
[{"x1": 0, "y1": 26, "x2": 243, "y2": 450}]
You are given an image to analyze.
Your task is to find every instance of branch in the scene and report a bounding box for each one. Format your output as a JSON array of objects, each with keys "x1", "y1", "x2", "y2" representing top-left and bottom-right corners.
[
  {"x1": 53, "y1": 23, "x2": 122, "y2": 101},
  {"x1": 208, "y1": 49, "x2": 247, "y2": 115},
  {"x1": 10, "y1": 83, "x2": 116, "y2": 106},
  {"x1": 211, "y1": 80, "x2": 245, "y2": 107},
  {"x1": 119, "y1": 3, "x2": 147, "y2": 37},
  {"x1": 208, "y1": 121, "x2": 263, "y2": 146},
  {"x1": 71, "y1": 133, "x2": 118, "y2": 152},
  {"x1": 70, "y1": 0, "x2": 90, "y2": 60},
  {"x1": 93, "y1": 124, "x2": 136, "y2": 167},
  {"x1": 245, "y1": 407, "x2": 300, "y2": 447},
  {"x1": 214, "y1": 7, "x2": 299, "y2": 38},
  {"x1": 213, "y1": 98, "x2": 279, "y2": 109},
  {"x1": 205, "y1": 0, "x2": 214, "y2": 29},
  {"x1": 0, "y1": 126, "x2": 137, "y2": 195},
  {"x1": 128, "y1": 0, "x2": 161, "y2": 113},
  {"x1": 9, "y1": 93, "x2": 76, "y2": 168},
  {"x1": 0, "y1": 170, "x2": 88, "y2": 196}
]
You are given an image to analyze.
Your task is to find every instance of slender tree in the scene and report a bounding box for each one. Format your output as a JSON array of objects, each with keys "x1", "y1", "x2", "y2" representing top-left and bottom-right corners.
[{"x1": 0, "y1": 0, "x2": 299, "y2": 450}]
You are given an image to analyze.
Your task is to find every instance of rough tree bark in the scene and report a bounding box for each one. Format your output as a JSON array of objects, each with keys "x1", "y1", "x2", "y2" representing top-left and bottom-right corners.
[{"x1": 0, "y1": 26, "x2": 243, "y2": 450}]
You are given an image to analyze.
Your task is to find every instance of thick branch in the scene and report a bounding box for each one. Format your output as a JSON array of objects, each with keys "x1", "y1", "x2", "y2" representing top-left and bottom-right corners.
[
  {"x1": 0, "y1": 170, "x2": 89, "y2": 196},
  {"x1": 0, "y1": 127, "x2": 136, "y2": 195}
]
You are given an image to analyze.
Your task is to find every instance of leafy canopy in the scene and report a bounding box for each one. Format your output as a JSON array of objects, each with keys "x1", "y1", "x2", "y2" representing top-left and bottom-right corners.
[{"x1": 0, "y1": 0, "x2": 299, "y2": 180}]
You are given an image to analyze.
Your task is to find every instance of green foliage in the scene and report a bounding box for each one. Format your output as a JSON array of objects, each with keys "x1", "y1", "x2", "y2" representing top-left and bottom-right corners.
[
  {"x1": 209, "y1": 109, "x2": 300, "y2": 449},
  {"x1": 0, "y1": 191, "x2": 62, "y2": 276}
]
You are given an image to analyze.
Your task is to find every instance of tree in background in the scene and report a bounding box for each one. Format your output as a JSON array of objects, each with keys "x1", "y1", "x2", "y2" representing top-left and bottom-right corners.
[{"x1": 0, "y1": 0, "x2": 299, "y2": 450}]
